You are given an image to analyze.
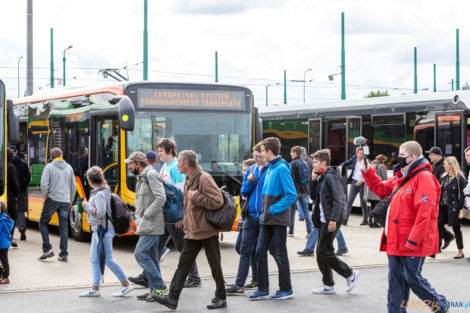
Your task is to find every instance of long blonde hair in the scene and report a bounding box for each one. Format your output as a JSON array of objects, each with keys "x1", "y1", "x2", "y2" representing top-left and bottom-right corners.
[{"x1": 442, "y1": 156, "x2": 463, "y2": 179}]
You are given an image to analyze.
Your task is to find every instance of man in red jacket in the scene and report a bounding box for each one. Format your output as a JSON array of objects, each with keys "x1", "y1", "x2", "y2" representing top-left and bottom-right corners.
[{"x1": 362, "y1": 141, "x2": 447, "y2": 313}]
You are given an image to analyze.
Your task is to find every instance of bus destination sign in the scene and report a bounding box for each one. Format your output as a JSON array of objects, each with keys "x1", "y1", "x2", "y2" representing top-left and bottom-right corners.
[{"x1": 137, "y1": 88, "x2": 246, "y2": 111}]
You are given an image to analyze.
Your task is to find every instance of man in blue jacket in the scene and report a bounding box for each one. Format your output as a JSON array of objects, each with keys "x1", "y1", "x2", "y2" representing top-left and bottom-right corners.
[
  {"x1": 249, "y1": 137, "x2": 297, "y2": 300},
  {"x1": 227, "y1": 143, "x2": 267, "y2": 295}
]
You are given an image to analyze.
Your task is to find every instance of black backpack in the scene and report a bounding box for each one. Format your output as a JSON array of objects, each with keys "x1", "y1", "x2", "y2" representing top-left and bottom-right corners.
[
  {"x1": 294, "y1": 159, "x2": 310, "y2": 184},
  {"x1": 195, "y1": 173, "x2": 237, "y2": 231},
  {"x1": 109, "y1": 193, "x2": 132, "y2": 235}
]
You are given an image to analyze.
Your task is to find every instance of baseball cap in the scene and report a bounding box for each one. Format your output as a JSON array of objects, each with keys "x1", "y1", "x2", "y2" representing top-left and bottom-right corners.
[
  {"x1": 146, "y1": 150, "x2": 157, "y2": 161},
  {"x1": 124, "y1": 151, "x2": 147, "y2": 164},
  {"x1": 425, "y1": 147, "x2": 442, "y2": 156}
]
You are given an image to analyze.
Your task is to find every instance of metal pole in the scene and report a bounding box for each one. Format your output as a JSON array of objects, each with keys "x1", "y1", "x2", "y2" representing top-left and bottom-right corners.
[
  {"x1": 50, "y1": 28, "x2": 54, "y2": 88},
  {"x1": 265, "y1": 85, "x2": 269, "y2": 106},
  {"x1": 456, "y1": 28, "x2": 460, "y2": 90},
  {"x1": 63, "y1": 50, "x2": 66, "y2": 86},
  {"x1": 26, "y1": 0, "x2": 33, "y2": 96},
  {"x1": 414, "y1": 47, "x2": 417, "y2": 94},
  {"x1": 215, "y1": 51, "x2": 218, "y2": 83},
  {"x1": 284, "y1": 70, "x2": 287, "y2": 104},
  {"x1": 433, "y1": 64, "x2": 436, "y2": 93},
  {"x1": 303, "y1": 68, "x2": 312, "y2": 104},
  {"x1": 341, "y1": 12, "x2": 346, "y2": 100},
  {"x1": 143, "y1": 0, "x2": 148, "y2": 80},
  {"x1": 17, "y1": 56, "x2": 23, "y2": 97},
  {"x1": 452, "y1": 79, "x2": 454, "y2": 91}
]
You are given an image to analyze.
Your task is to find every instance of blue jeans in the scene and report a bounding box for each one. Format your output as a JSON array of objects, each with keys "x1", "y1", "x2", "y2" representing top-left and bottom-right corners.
[
  {"x1": 235, "y1": 216, "x2": 260, "y2": 287},
  {"x1": 256, "y1": 224, "x2": 291, "y2": 292},
  {"x1": 90, "y1": 228, "x2": 127, "y2": 287},
  {"x1": 134, "y1": 234, "x2": 164, "y2": 291},
  {"x1": 336, "y1": 229, "x2": 347, "y2": 250},
  {"x1": 39, "y1": 198, "x2": 70, "y2": 257},
  {"x1": 289, "y1": 194, "x2": 313, "y2": 234},
  {"x1": 387, "y1": 255, "x2": 447, "y2": 313},
  {"x1": 345, "y1": 180, "x2": 368, "y2": 221},
  {"x1": 305, "y1": 225, "x2": 320, "y2": 251}
]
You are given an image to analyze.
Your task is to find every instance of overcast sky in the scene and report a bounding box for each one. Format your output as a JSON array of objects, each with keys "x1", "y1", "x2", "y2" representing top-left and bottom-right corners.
[{"x1": 1, "y1": 0, "x2": 469, "y2": 106}]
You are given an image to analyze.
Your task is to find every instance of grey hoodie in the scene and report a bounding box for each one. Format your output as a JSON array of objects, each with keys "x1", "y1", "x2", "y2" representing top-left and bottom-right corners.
[
  {"x1": 40, "y1": 160, "x2": 76, "y2": 204},
  {"x1": 85, "y1": 186, "x2": 113, "y2": 232}
]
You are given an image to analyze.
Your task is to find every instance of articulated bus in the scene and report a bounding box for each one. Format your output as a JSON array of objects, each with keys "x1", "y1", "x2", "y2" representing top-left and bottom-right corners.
[
  {"x1": 259, "y1": 91, "x2": 470, "y2": 172},
  {"x1": 13, "y1": 82, "x2": 261, "y2": 241}
]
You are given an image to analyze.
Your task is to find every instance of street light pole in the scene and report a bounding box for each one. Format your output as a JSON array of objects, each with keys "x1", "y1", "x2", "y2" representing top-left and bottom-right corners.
[
  {"x1": 63, "y1": 45, "x2": 73, "y2": 87},
  {"x1": 303, "y1": 68, "x2": 312, "y2": 103},
  {"x1": 265, "y1": 84, "x2": 271, "y2": 106},
  {"x1": 143, "y1": 0, "x2": 148, "y2": 80},
  {"x1": 17, "y1": 56, "x2": 23, "y2": 97}
]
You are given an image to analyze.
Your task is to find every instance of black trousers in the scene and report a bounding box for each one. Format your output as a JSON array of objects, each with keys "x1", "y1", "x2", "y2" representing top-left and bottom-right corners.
[
  {"x1": 316, "y1": 222, "x2": 353, "y2": 287},
  {"x1": 7, "y1": 202, "x2": 17, "y2": 239},
  {"x1": 169, "y1": 235, "x2": 225, "y2": 301},
  {"x1": 438, "y1": 205, "x2": 457, "y2": 247},
  {"x1": 0, "y1": 248, "x2": 9, "y2": 278}
]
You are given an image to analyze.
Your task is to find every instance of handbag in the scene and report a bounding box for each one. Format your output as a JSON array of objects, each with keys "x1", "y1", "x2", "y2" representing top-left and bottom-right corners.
[
  {"x1": 459, "y1": 208, "x2": 470, "y2": 220},
  {"x1": 371, "y1": 168, "x2": 427, "y2": 227},
  {"x1": 241, "y1": 166, "x2": 267, "y2": 219}
]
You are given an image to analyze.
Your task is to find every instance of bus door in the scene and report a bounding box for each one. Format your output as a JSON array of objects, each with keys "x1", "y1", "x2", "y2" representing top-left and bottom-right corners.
[
  {"x1": 308, "y1": 118, "x2": 322, "y2": 156},
  {"x1": 90, "y1": 112, "x2": 120, "y2": 193},
  {"x1": 435, "y1": 112, "x2": 464, "y2": 168},
  {"x1": 323, "y1": 116, "x2": 361, "y2": 166}
]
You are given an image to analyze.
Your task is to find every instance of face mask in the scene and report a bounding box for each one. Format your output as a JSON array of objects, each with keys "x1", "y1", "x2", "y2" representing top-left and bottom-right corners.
[{"x1": 397, "y1": 155, "x2": 410, "y2": 168}]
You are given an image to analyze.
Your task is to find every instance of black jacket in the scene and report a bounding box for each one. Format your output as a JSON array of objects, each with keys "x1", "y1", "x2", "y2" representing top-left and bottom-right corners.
[
  {"x1": 432, "y1": 158, "x2": 445, "y2": 180},
  {"x1": 12, "y1": 156, "x2": 30, "y2": 193},
  {"x1": 290, "y1": 157, "x2": 309, "y2": 195},
  {"x1": 312, "y1": 167, "x2": 346, "y2": 228},
  {"x1": 439, "y1": 174, "x2": 466, "y2": 227}
]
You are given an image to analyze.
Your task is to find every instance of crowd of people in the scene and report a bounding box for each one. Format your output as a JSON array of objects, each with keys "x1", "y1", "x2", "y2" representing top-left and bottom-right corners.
[{"x1": 0, "y1": 137, "x2": 469, "y2": 312}]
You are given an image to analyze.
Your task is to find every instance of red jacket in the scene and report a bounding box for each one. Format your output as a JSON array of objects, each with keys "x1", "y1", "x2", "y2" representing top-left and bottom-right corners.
[{"x1": 363, "y1": 159, "x2": 440, "y2": 257}]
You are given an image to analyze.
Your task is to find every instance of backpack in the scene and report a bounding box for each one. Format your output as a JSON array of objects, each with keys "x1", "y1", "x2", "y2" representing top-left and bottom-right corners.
[
  {"x1": 195, "y1": 173, "x2": 237, "y2": 231},
  {"x1": 294, "y1": 159, "x2": 310, "y2": 184},
  {"x1": 143, "y1": 173, "x2": 184, "y2": 223},
  {"x1": 109, "y1": 193, "x2": 132, "y2": 235}
]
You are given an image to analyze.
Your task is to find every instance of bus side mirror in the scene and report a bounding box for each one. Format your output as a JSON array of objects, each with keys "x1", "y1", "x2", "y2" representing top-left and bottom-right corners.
[
  {"x1": 111, "y1": 96, "x2": 135, "y2": 131},
  {"x1": 7, "y1": 99, "x2": 21, "y2": 144},
  {"x1": 254, "y1": 107, "x2": 263, "y2": 144}
]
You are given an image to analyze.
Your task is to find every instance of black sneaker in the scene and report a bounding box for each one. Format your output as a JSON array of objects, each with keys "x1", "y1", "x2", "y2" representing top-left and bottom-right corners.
[
  {"x1": 207, "y1": 298, "x2": 227, "y2": 310},
  {"x1": 226, "y1": 284, "x2": 244, "y2": 295},
  {"x1": 244, "y1": 280, "x2": 258, "y2": 290},
  {"x1": 20, "y1": 232, "x2": 26, "y2": 241},
  {"x1": 11, "y1": 241, "x2": 18, "y2": 248},
  {"x1": 297, "y1": 249, "x2": 314, "y2": 256},
  {"x1": 153, "y1": 295, "x2": 178, "y2": 310},
  {"x1": 360, "y1": 220, "x2": 368, "y2": 226},
  {"x1": 335, "y1": 248, "x2": 349, "y2": 256},
  {"x1": 39, "y1": 249, "x2": 54, "y2": 260},
  {"x1": 184, "y1": 279, "x2": 202, "y2": 288},
  {"x1": 442, "y1": 236, "x2": 455, "y2": 250},
  {"x1": 128, "y1": 274, "x2": 148, "y2": 287}
]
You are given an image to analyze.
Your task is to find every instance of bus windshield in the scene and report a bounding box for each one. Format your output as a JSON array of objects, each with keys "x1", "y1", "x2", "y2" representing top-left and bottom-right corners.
[{"x1": 126, "y1": 110, "x2": 252, "y2": 192}]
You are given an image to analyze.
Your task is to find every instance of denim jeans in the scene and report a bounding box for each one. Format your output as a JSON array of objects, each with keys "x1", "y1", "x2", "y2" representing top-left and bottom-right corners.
[
  {"x1": 90, "y1": 228, "x2": 127, "y2": 287},
  {"x1": 305, "y1": 225, "x2": 320, "y2": 251},
  {"x1": 134, "y1": 234, "x2": 164, "y2": 291},
  {"x1": 336, "y1": 229, "x2": 348, "y2": 250},
  {"x1": 256, "y1": 224, "x2": 292, "y2": 292},
  {"x1": 39, "y1": 198, "x2": 70, "y2": 257},
  {"x1": 235, "y1": 216, "x2": 260, "y2": 287},
  {"x1": 158, "y1": 223, "x2": 200, "y2": 281},
  {"x1": 387, "y1": 255, "x2": 447, "y2": 313},
  {"x1": 345, "y1": 180, "x2": 368, "y2": 221},
  {"x1": 289, "y1": 193, "x2": 313, "y2": 234}
]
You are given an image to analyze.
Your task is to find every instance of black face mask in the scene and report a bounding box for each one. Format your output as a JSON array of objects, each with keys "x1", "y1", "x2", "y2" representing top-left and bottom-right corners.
[{"x1": 397, "y1": 155, "x2": 410, "y2": 168}]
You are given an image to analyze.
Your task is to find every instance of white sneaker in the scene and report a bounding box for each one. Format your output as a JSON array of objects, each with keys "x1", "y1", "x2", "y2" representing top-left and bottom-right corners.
[
  {"x1": 79, "y1": 289, "x2": 100, "y2": 297},
  {"x1": 312, "y1": 285, "x2": 336, "y2": 294},
  {"x1": 113, "y1": 285, "x2": 134, "y2": 297},
  {"x1": 346, "y1": 270, "x2": 359, "y2": 292}
]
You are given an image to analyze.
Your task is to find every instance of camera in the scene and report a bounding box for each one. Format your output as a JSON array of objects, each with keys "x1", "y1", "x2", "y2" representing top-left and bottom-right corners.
[{"x1": 353, "y1": 136, "x2": 370, "y2": 156}]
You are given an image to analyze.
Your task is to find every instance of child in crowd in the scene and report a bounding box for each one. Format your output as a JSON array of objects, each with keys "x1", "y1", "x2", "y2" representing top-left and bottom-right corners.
[{"x1": 0, "y1": 200, "x2": 14, "y2": 284}]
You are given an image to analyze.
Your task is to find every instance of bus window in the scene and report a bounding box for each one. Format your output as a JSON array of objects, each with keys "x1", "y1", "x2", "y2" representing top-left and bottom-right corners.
[
  {"x1": 372, "y1": 114, "x2": 405, "y2": 162},
  {"x1": 436, "y1": 114, "x2": 462, "y2": 164},
  {"x1": 324, "y1": 118, "x2": 346, "y2": 166},
  {"x1": 308, "y1": 119, "x2": 322, "y2": 156},
  {"x1": 96, "y1": 117, "x2": 119, "y2": 191}
]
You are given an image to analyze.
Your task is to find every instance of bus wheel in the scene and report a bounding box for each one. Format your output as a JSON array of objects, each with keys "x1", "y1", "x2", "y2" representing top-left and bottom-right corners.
[{"x1": 70, "y1": 204, "x2": 87, "y2": 242}]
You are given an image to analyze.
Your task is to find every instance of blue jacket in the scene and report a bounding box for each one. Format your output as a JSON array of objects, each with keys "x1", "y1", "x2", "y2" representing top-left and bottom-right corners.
[
  {"x1": 261, "y1": 156, "x2": 297, "y2": 226},
  {"x1": 240, "y1": 164, "x2": 268, "y2": 218},
  {"x1": 0, "y1": 213, "x2": 14, "y2": 249},
  {"x1": 340, "y1": 155, "x2": 361, "y2": 184}
]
